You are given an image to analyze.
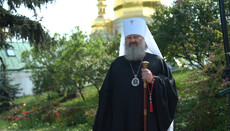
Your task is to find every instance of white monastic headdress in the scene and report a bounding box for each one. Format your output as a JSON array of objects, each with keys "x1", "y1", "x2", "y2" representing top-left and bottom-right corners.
[{"x1": 119, "y1": 17, "x2": 163, "y2": 58}]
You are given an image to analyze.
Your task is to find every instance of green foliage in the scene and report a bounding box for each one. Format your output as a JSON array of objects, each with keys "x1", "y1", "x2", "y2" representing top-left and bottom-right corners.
[
  {"x1": 175, "y1": 42, "x2": 229, "y2": 130},
  {"x1": 85, "y1": 34, "x2": 120, "y2": 92},
  {"x1": 5, "y1": 0, "x2": 55, "y2": 13},
  {"x1": 21, "y1": 27, "x2": 120, "y2": 101},
  {"x1": 149, "y1": 0, "x2": 227, "y2": 69},
  {"x1": 0, "y1": 86, "x2": 98, "y2": 130},
  {"x1": 0, "y1": 0, "x2": 56, "y2": 49},
  {"x1": 0, "y1": 71, "x2": 21, "y2": 112},
  {"x1": 21, "y1": 45, "x2": 61, "y2": 95}
]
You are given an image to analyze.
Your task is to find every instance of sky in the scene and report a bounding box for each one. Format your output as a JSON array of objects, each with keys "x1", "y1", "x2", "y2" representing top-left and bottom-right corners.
[{"x1": 15, "y1": 0, "x2": 175, "y2": 36}]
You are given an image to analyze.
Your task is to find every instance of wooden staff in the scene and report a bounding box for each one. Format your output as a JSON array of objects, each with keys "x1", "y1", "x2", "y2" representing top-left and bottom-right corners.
[{"x1": 142, "y1": 61, "x2": 149, "y2": 131}]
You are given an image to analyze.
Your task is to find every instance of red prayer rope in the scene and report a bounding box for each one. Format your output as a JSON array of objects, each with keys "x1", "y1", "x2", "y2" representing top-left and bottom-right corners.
[
  {"x1": 147, "y1": 73, "x2": 154, "y2": 93},
  {"x1": 147, "y1": 73, "x2": 154, "y2": 112}
]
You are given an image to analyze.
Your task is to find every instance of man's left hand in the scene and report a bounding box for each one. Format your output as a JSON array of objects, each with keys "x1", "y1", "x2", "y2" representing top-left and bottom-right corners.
[{"x1": 141, "y1": 68, "x2": 153, "y2": 83}]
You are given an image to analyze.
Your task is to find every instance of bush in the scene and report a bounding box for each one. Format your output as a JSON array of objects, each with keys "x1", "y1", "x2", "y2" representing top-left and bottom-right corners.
[{"x1": 175, "y1": 43, "x2": 229, "y2": 130}]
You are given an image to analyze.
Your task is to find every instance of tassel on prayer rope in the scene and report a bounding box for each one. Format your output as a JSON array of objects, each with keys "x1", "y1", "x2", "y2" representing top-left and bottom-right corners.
[{"x1": 149, "y1": 102, "x2": 153, "y2": 112}]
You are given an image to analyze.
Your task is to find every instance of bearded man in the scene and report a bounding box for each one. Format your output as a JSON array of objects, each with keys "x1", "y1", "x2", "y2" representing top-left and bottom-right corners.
[{"x1": 93, "y1": 17, "x2": 178, "y2": 131}]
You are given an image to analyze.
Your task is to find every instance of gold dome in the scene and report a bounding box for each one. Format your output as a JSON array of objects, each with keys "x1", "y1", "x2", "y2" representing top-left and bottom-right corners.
[
  {"x1": 114, "y1": 0, "x2": 162, "y2": 8},
  {"x1": 113, "y1": 0, "x2": 162, "y2": 20}
]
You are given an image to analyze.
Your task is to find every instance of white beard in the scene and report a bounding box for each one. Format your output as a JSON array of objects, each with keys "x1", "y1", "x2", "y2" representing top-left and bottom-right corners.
[{"x1": 125, "y1": 40, "x2": 146, "y2": 61}]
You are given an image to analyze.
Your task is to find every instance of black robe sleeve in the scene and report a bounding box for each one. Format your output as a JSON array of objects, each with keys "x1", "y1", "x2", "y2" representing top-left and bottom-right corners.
[
  {"x1": 93, "y1": 63, "x2": 113, "y2": 131},
  {"x1": 152, "y1": 58, "x2": 178, "y2": 131}
]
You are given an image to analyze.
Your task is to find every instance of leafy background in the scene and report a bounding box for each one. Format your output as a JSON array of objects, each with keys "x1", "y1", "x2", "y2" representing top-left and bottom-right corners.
[{"x1": 0, "y1": 0, "x2": 230, "y2": 130}]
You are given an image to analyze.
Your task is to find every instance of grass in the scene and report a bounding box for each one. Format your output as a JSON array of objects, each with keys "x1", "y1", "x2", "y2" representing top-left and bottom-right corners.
[
  {"x1": 61, "y1": 86, "x2": 98, "y2": 108},
  {"x1": 0, "y1": 119, "x2": 8, "y2": 129},
  {"x1": 173, "y1": 70, "x2": 192, "y2": 82},
  {"x1": 173, "y1": 70, "x2": 194, "y2": 87}
]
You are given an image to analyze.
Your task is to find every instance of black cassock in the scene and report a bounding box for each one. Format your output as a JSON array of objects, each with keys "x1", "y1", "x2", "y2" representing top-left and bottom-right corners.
[{"x1": 93, "y1": 53, "x2": 178, "y2": 131}]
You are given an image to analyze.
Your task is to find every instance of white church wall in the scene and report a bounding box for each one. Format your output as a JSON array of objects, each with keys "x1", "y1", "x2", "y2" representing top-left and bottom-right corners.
[{"x1": 9, "y1": 72, "x2": 34, "y2": 96}]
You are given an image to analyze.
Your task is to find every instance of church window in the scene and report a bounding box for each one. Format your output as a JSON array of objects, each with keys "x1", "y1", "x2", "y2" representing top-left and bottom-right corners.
[{"x1": 6, "y1": 48, "x2": 16, "y2": 57}]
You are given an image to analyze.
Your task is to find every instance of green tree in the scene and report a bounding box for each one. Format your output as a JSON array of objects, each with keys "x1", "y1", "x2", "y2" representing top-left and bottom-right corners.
[
  {"x1": 85, "y1": 34, "x2": 120, "y2": 93},
  {"x1": 149, "y1": 0, "x2": 225, "y2": 69},
  {"x1": 0, "y1": 0, "x2": 56, "y2": 49},
  {"x1": 22, "y1": 27, "x2": 120, "y2": 101},
  {"x1": 57, "y1": 28, "x2": 89, "y2": 100},
  {"x1": 21, "y1": 33, "x2": 74, "y2": 98},
  {"x1": 0, "y1": 65, "x2": 21, "y2": 112}
]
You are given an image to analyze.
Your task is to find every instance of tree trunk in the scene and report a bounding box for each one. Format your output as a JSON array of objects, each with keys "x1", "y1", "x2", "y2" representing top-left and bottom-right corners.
[
  {"x1": 78, "y1": 88, "x2": 85, "y2": 102},
  {"x1": 0, "y1": 56, "x2": 6, "y2": 71}
]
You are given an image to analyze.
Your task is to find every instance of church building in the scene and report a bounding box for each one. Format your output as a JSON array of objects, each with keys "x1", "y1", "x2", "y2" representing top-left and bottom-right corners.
[{"x1": 91, "y1": 0, "x2": 163, "y2": 35}]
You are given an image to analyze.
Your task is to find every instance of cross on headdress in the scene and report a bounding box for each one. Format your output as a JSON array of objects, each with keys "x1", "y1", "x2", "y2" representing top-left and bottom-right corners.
[{"x1": 130, "y1": 20, "x2": 134, "y2": 24}]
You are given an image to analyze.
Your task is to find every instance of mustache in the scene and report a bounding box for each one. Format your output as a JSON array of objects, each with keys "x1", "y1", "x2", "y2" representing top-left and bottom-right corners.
[{"x1": 129, "y1": 42, "x2": 138, "y2": 46}]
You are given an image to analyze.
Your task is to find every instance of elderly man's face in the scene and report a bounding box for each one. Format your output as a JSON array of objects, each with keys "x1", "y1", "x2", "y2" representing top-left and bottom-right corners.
[
  {"x1": 124, "y1": 34, "x2": 146, "y2": 61},
  {"x1": 125, "y1": 34, "x2": 144, "y2": 47}
]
